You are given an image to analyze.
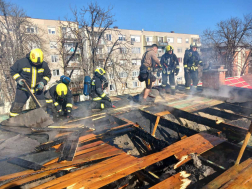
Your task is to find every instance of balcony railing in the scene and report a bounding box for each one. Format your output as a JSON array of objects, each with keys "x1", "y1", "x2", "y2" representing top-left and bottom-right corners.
[
  {"x1": 158, "y1": 42, "x2": 168, "y2": 46},
  {"x1": 65, "y1": 47, "x2": 81, "y2": 54}
]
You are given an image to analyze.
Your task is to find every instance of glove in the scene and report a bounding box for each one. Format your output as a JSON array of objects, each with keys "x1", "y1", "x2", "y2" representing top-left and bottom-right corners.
[
  {"x1": 103, "y1": 82, "x2": 108, "y2": 89},
  {"x1": 36, "y1": 82, "x2": 44, "y2": 91},
  {"x1": 175, "y1": 69, "x2": 179, "y2": 76},
  {"x1": 17, "y1": 79, "x2": 25, "y2": 87}
]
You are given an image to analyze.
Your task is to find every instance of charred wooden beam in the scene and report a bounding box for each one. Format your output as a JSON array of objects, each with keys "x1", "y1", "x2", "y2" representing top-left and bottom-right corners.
[
  {"x1": 195, "y1": 107, "x2": 252, "y2": 121},
  {"x1": 214, "y1": 103, "x2": 252, "y2": 117},
  {"x1": 7, "y1": 157, "x2": 45, "y2": 171},
  {"x1": 160, "y1": 105, "x2": 248, "y2": 141},
  {"x1": 35, "y1": 135, "x2": 68, "y2": 152},
  {"x1": 139, "y1": 109, "x2": 198, "y2": 137}
]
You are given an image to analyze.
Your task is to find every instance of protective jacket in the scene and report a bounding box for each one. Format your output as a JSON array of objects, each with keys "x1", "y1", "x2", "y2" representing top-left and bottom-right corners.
[
  {"x1": 45, "y1": 84, "x2": 73, "y2": 114},
  {"x1": 140, "y1": 49, "x2": 161, "y2": 72},
  {"x1": 183, "y1": 49, "x2": 202, "y2": 71},
  {"x1": 90, "y1": 76, "x2": 110, "y2": 101},
  {"x1": 10, "y1": 54, "x2": 51, "y2": 93},
  {"x1": 160, "y1": 53, "x2": 179, "y2": 74}
]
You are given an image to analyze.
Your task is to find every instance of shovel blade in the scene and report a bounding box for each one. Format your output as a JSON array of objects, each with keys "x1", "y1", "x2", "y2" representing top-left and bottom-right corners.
[{"x1": 1, "y1": 108, "x2": 54, "y2": 128}]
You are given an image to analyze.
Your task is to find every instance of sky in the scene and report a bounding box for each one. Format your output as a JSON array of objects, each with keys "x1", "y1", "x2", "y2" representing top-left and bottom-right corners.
[{"x1": 10, "y1": 0, "x2": 252, "y2": 36}]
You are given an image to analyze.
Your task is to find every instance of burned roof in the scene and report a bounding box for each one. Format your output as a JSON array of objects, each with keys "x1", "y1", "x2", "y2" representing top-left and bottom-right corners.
[{"x1": 0, "y1": 87, "x2": 252, "y2": 188}]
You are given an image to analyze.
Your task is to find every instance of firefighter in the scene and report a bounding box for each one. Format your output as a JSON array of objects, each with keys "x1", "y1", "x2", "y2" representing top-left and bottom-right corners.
[
  {"x1": 138, "y1": 44, "x2": 162, "y2": 104},
  {"x1": 45, "y1": 83, "x2": 73, "y2": 118},
  {"x1": 9, "y1": 48, "x2": 51, "y2": 117},
  {"x1": 183, "y1": 42, "x2": 203, "y2": 94},
  {"x1": 160, "y1": 45, "x2": 179, "y2": 95},
  {"x1": 90, "y1": 68, "x2": 113, "y2": 110}
]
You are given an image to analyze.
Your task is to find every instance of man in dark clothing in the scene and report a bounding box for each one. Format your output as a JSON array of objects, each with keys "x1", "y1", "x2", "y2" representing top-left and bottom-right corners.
[
  {"x1": 160, "y1": 45, "x2": 180, "y2": 95},
  {"x1": 9, "y1": 48, "x2": 51, "y2": 117},
  {"x1": 183, "y1": 42, "x2": 202, "y2": 93},
  {"x1": 45, "y1": 83, "x2": 73, "y2": 118},
  {"x1": 90, "y1": 68, "x2": 112, "y2": 110},
  {"x1": 139, "y1": 44, "x2": 162, "y2": 103}
]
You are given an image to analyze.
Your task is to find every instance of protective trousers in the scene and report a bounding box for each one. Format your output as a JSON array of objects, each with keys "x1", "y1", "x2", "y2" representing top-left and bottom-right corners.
[
  {"x1": 10, "y1": 88, "x2": 46, "y2": 117},
  {"x1": 162, "y1": 72, "x2": 176, "y2": 94},
  {"x1": 185, "y1": 70, "x2": 198, "y2": 90},
  {"x1": 90, "y1": 99, "x2": 112, "y2": 110}
]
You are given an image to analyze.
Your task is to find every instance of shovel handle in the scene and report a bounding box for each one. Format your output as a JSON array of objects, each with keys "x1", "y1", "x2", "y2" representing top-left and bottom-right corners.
[{"x1": 23, "y1": 80, "x2": 42, "y2": 108}]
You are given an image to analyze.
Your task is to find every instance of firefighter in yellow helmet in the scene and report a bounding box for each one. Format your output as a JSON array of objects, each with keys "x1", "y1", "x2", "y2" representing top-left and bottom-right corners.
[
  {"x1": 45, "y1": 83, "x2": 73, "y2": 118},
  {"x1": 183, "y1": 42, "x2": 203, "y2": 94},
  {"x1": 90, "y1": 67, "x2": 114, "y2": 110},
  {"x1": 9, "y1": 48, "x2": 51, "y2": 117},
  {"x1": 160, "y1": 45, "x2": 179, "y2": 95}
]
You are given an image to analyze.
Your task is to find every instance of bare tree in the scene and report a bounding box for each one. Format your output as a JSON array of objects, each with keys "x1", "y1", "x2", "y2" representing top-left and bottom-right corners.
[
  {"x1": 202, "y1": 14, "x2": 252, "y2": 76},
  {"x1": 0, "y1": 0, "x2": 45, "y2": 109}
]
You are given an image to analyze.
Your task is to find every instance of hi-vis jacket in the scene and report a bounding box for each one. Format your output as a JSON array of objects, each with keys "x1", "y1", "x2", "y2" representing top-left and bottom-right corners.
[
  {"x1": 160, "y1": 53, "x2": 179, "y2": 74},
  {"x1": 183, "y1": 49, "x2": 202, "y2": 71},
  {"x1": 10, "y1": 56, "x2": 51, "y2": 93},
  {"x1": 45, "y1": 84, "x2": 73, "y2": 113},
  {"x1": 90, "y1": 76, "x2": 109, "y2": 101}
]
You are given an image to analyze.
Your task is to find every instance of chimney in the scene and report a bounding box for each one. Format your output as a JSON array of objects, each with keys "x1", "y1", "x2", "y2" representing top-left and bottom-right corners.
[
  {"x1": 202, "y1": 65, "x2": 227, "y2": 89},
  {"x1": 171, "y1": 31, "x2": 174, "y2": 33},
  {"x1": 113, "y1": 26, "x2": 118, "y2": 29}
]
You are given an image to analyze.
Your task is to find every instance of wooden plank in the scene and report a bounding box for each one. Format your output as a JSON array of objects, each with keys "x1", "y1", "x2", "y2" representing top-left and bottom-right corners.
[
  {"x1": 43, "y1": 142, "x2": 108, "y2": 166},
  {"x1": 220, "y1": 163, "x2": 252, "y2": 189},
  {"x1": 0, "y1": 146, "x2": 123, "y2": 182},
  {"x1": 66, "y1": 133, "x2": 221, "y2": 189},
  {"x1": 203, "y1": 158, "x2": 252, "y2": 189},
  {"x1": 32, "y1": 154, "x2": 135, "y2": 189},
  {"x1": 149, "y1": 171, "x2": 191, "y2": 189}
]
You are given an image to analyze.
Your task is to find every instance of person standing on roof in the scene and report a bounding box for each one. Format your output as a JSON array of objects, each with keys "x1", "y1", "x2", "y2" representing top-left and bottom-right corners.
[
  {"x1": 160, "y1": 45, "x2": 180, "y2": 95},
  {"x1": 90, "y1": 68, "x2": 113, "y2": 110},
  {"x1": 45, "y1": 83, "x2": 73, "y2": 118},
  {"x1": 9, "y1": 48, "x2": 51, "y2": 117},
  {"x1": 183, "y1": 42, "x2": 202, "y2": 94},
  {"x1": 138, "y1": 44, "x2": 162, "y2": 104}
]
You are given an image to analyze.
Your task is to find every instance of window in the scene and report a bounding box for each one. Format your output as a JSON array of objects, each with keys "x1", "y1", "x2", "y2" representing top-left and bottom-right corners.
[
  {"x1": 109, "y1": 73, "x2": 114, "y2": 79},
  {"x1": 48, "y1": 27, "x2": 56, "y2": 34},
  {"x1": 28, "y1": 42, "x2": 40, "y2": 50},
  {"x1": 158, "y1": 37, "x2": 163, "y2": 42},
  {"x1": 26, "y1": 26, "x2": 37, "y2": 33},
  {"x1": 51, "y1": 55, "x2": 58, "y2": 62},
  {"x1": 178, "y1": 57, "x2": 183, "y2": 63},
  {"x1": 50, "y1": 42, "x2": 57, "y2": 49},
  {"x1": 110, "y1": 84, "x2": 115, "y2": 91},
  {"x1": 167, "y1": 37, "x2": 174, "y2": 43},
  {"x1": 107, "y1": 47, "x2": 112, "y2": 53},
  {"x1": 120, "y1": 48, "x2": 127, "y2": 54},
  {"x1": 186, "y1": 38, "x2": 189, "y2": 43},
  {"x1": 177, "y1": 38, "x2": 182, "y2": 43},
  {"x1": 53, "y1": 69, "x2": 60, "y2": 76},
  {"x1": 97, "y1": 47, "x2": 103, "y2": 54},
  {"x1": 122, "y1": 83, "x2": 128, "y2": 89},
  {"x1": 132, "y1": 47, "x2": 141, "y2": 54},
  {"x1": 132, "y1": 59, "x2": 141, "y2": 65},
  {"x1": 146, "y1": 36, "x2": 153, "y2": 42},
  {"x1": 132, "y1": 70, "x2": 139, "y2": 77},
  {"x1": 133, "y1": 81, "x2": 141, "y2": 88},
  {"x1": 67, "y1": 55, "x2": 80, "y2": 62},
  {"x1": 118, "y1": 35, "x2": 126, "y2": 41},
  {"x1": 120, "y1": 60, "x2": 126, "y2": 65},
  {"x1": 119, "y1": 72, "x2": 127, "y2": 78},
  {"x1": 106, "y1": 34, "x2": 112, "y2": 41},
  {"x1": 177, "y1": 48, "x2": 183, "y2": 53},
  {"x1": 131, "y1": 35, "x2": 140, "y2": 42}
]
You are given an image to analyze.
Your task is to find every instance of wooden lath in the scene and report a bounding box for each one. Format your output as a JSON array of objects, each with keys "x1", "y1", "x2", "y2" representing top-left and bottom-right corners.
[{"x1": 17, "y1": 133, "x2": 225, "y2": 189}]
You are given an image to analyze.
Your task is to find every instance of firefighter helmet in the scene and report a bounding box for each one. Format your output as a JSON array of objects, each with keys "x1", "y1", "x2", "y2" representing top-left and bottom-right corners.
[
  {"x1": 165, "y1": 45, "x2": 173, "y2": 52},
  {"x1": 29, "y1": 48, "x2": 44, "y2": 65},
  {"x1": 95, "y1": 67, "x2": 106, "y2": 78},
  {"x1": 190, "y1": 42, "x2": 198, "y2": 49},
  {"x1": 60, "y1": 75, "x2": 71, "y2": 85},
  {"x1": 56, "y1": 83, "x2": 68, "y2": 98}
]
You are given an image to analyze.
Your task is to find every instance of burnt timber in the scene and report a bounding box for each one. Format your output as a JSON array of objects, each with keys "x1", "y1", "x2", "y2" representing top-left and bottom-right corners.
[{"x1": 0, "y1": 90, "x2": 252, "y2": 188}]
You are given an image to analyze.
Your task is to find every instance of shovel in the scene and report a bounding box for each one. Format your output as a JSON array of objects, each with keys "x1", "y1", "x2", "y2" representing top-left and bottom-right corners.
[{"x1": 1, "y1": 81, "x2": 54, "y2": 128}]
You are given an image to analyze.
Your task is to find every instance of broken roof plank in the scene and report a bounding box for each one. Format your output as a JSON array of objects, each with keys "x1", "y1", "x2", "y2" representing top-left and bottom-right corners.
[
  {"x1": 149, "y1": 171, "x2": 191, "y2": 189},
  {"x1": 0, "y1": 145, "x2": 124, "y2": 182},
  {"x1": 203, "y1": 158, "x2": 252, "y2": 189},
  {"x1": 36, "y1": 133, "x2": 223, "y2": 189}
]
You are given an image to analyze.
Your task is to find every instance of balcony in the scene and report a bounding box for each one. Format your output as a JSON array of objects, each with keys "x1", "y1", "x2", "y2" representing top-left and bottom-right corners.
[
  {"x1": 158, "y1": 42, "x2": 168, "y2": 46},
  {"x1": 65, "y1": 47, "x2": 81, "y2": 54}
]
